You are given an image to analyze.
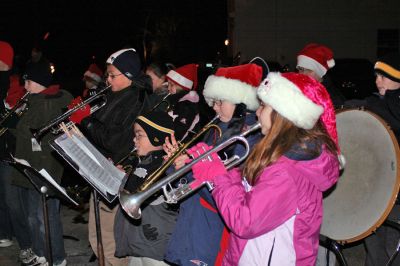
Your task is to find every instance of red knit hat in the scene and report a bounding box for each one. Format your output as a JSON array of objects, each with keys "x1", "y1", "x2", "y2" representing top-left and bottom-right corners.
[
  {"x1": 166, "y1": 63, "x2": 198, "y2": 90},
  {"x1": 297, "y1": 43, "x2": 335, "y2": 78},
  {"x1": 83, "y1": 63, "x2": 103, "y2": 83},
  {"x1": 203, "y1": 63, "x2": 264, "y2": 111},
  {"x1": 0, "y1": 41, "x2": 14, "y2": 69}
]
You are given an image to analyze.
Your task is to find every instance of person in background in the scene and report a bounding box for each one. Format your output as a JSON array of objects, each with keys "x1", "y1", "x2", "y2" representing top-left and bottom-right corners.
[
  {"x1": 0, "y1": 40, "x2": 16, "y2": 249},
  {"x1": 145, "y1": 62, "x2": 174, "y2": 112},
  {"x1": 345, "y1": 52, "x2": 400, "y2": 266},
  {"x1": 189, "y1": 72, "x2": 340, "y2": 265},
  {"x1": 165, "y1": 63, "x2": 200, "y2": 140},
  {"x1": 296, "y1": 43, "x2": 346, "y2": 107},
  {"x1": 77, "y1": 48, "x2": 150, "y2": 266},
  {"x1": 114, "y1": 111, "x2": 177, "y2": 266},
  {"x1": 82, "y1": 63, "x2": 104, "y2": 98},
  {"x1": 7, "y1": 59, "x2": 73, "y2": 266},
  {"x1": 164, "y1": 60, "x2": 266, "y2": 266}
]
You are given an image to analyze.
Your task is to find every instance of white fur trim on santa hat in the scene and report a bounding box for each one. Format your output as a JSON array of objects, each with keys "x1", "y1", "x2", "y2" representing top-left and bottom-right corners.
[
  {"x1": 297, "y1": 55, "x2": 327, "y2": 79},
  {"x1": 84, "y1": 70, "x2": 102, "y2": 83},
  {"x1": 203, "y1": 75, "x2": 259, "y2": 111},
  {"x1": 167, "y1": 70, "x2": 193, "y2": 90},
  {"x1": 257, "y1": 72, "x2": 323, "y2": 129}
]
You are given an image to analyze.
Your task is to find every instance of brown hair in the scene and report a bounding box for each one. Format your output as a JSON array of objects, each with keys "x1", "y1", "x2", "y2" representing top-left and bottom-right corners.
[{"x1": 242, "y1": 110, "x2": 338, "y2": 185}]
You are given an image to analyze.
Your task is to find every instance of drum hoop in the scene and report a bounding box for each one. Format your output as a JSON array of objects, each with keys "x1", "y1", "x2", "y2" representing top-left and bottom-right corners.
[{"x1": 329, "y1": 108, "x2": 400, "y2": 244}]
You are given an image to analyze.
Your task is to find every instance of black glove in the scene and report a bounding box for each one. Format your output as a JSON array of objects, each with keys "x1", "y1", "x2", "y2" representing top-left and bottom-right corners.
[{"x1": 142, "y1": 224, "x2": 158, "y2": 241}]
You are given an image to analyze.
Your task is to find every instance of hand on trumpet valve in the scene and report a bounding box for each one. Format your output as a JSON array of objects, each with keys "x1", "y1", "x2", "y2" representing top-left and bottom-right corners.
[
  {"x1": 162, "y1": 134, "x2": 179, "y2": 159},
  {"x1": 188, "y1": 142, "x2": 227, "y2": 188},
  {"x1": 68, "y1": 96, "x2": 91, "y2": 124}
]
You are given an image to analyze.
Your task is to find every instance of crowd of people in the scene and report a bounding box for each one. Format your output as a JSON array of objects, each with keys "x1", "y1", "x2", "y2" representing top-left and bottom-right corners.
[{"x1": 0, "y1": 38, "x2": 399, "y2": 266}]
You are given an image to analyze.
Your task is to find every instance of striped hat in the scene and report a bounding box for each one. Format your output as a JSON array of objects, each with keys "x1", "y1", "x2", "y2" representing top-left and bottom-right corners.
[
  {"x1": 374, "y1": 52, "x2": 400, "y2": 83},
  {"x1": 136, "y1": 111, "x2": 175, "y2": 146}
]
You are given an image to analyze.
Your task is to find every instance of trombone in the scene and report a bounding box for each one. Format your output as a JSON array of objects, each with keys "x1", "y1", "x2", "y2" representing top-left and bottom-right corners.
[
  {"x1": 119, "y1": 121, "x2": 261, "y2": 219},
  {"x1": 30, "y1": 84, "x2": 111, "y2": 142},
  {"x1": 0, "y1": 92, "x2": 30, "y2": 136}
]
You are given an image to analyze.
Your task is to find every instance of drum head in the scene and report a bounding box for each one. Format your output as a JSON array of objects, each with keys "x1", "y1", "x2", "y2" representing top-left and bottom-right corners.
[{"x1": 320, "y1": 109, "x2": 400, "y2": 243}]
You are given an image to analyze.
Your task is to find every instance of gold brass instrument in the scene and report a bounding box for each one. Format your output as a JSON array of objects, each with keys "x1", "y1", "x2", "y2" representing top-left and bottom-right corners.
[
  {"x1": 116, "y1": 147, "x2": 138, "y2": 176},
  {"x1": 119, "y1": 121, "x2": 261, "y2": 219},
  {"x1": 149, "y1": 93, "x2": 171, "y2": 112},
  {"x1": 0, "y1": 92, "x2": 30, "y2": 136},
  {"x1": 30, "y1": 84, "x2": 111, "y2": 142}
]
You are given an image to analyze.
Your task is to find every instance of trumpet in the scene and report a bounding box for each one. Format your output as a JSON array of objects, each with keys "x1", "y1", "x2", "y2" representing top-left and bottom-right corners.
[
  {"x1": 149, "y1": 93, "x2": 171, "y2": 112},
  {"x1": 30, "y1": 84, "x2": 111, "y2": 142},
  {"x1": 116, "y1": 147, "x2": 138, "y2": 176},
  {"x1": 119, "y1": 122, "x2": 261, "y2": 219},
  {"x1": 0, "y1": 92, "x2": 30, "y2": 137}
]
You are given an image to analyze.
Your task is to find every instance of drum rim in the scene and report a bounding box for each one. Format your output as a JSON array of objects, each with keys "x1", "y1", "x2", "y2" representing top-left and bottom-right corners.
[{"x1": 324, "y1": 108, "x2": 400, "y2": 244}]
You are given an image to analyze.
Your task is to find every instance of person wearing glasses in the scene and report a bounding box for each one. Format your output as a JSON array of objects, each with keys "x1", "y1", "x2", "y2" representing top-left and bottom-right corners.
[
  {"x1": 163, "y1": 60, "x2": 267, "y2": 266},
  {"x1": 78, "y1": 48, "x2": 150, "y2": 266}
]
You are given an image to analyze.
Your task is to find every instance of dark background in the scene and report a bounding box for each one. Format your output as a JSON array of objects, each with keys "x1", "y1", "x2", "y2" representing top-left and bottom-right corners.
[{"x1": 1, "y1": 0, "x2": 228, "y2": 95}]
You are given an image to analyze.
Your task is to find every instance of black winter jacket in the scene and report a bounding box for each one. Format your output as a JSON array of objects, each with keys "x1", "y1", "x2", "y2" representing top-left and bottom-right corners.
[{"x1": 81, "y1": 84, "x2": 149, "y2": 162}]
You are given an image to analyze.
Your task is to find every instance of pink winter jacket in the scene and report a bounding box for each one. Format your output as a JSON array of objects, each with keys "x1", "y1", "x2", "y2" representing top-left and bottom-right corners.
[{"x1": 212, "y1": 148, "x2": 339, "y2": 266}]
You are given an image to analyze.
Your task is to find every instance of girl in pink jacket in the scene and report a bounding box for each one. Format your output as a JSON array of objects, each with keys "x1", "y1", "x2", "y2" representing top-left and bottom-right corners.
[{"x1": 190, "y1": 72, "x2": 341, "y2": 265}]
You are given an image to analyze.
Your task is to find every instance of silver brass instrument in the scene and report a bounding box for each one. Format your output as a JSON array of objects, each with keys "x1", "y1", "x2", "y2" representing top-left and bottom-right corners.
[
  {"x1": 149, "y1": 93, "x2": 171, "y2": 112},
  {"x1": 0, "y1": 92, "x2": 30, "y2": 136},
  {"x1": 30, "y1": 84, "x2": 111, "y2": 142},
  {"x1": 119, "y1": 122, "x2": 261, "y2": 219}
]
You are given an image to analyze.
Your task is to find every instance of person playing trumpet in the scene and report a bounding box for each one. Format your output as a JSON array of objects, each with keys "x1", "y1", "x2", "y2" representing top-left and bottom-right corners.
[
  {"x1": 163, "y1": 59, "x2": 267, "y2": 266},
  {"x1": 114, "y1": 111, "x2": 177, "y2": 266},
  {"x1": 188, "y1": 72, "x2": 341, "y2": 265}
]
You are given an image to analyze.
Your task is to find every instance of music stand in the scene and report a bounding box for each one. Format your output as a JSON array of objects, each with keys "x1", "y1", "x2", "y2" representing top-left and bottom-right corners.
[{"x1": 2, "y1": 158, "x2": 78, "y2": 266}]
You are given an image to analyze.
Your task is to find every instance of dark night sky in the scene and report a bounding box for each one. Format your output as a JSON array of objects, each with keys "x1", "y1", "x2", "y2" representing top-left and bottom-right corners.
[{"x1": 1, "y1": 0, "x2": 227, "y2": 92}]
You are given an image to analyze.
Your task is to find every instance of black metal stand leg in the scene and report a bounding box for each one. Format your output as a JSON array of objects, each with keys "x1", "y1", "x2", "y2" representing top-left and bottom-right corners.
[
  {"x1": 93, "y1": 190, "x2": 105, "y2": 266},
  {"x1": 329, "y1": 239, "x2": 348, "y2": 266},
  {"x1": 386, "y1": 238, "x2": 400, "y2": 266},
  {"x1": 41, "y1": 192, "x2": 53, "y2": 266}
]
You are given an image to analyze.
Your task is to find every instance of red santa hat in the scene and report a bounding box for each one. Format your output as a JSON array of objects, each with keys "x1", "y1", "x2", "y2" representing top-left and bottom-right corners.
[
  {"x1": 258, "y1": 72, "x2": 341, "y2": 155},
  {"x1": 166, "y1": 63, "x2": 198, "y2": 90},
  {"x1": 297, "y1": 43, "x2": 335, "y2": 78},
  {"x1": 0, "y1": 41, "x2": 14, "y2": 69},
  {"x1": 203, "y1": 63, "x2": 265, "y2": 111},
  {"x1": 83, "y1": 63, "x2": 103, "y2": 83}
]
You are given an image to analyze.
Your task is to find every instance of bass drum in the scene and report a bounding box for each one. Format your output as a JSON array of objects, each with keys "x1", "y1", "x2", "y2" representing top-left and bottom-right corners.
[{"x1": 321, "y1": 109, "x2": 400, "y2": 244}]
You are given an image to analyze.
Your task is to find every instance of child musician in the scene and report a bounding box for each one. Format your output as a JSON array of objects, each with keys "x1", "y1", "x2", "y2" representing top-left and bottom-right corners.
[
  {"x1": 190, "y1": 72, "x2": 341, "y2": 265},
  {"x1": 114, "y1": 111, "x2": 177, "y2": 266}
]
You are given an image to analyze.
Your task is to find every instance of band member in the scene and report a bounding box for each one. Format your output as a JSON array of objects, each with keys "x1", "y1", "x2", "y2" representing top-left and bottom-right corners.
[
  {"x1": 164, "y1": 60, "x2": 266, "y2": 266},
  {"x1": 78, "y1": 48, "x2": 150, "y2": 266},
  {"x1": 189, "y1": 72, "x2": 340, "y2": 265},
  {"x1": 346, "y1": 52, "x2": 400, "y2": 266},
  {"x1": 82, "y1": 63, "x2": 104, "y2": 98},
  {"x1": 296, "y1": 43, "x2": 346, "y2": 106},
  {"x1": 8, "y1": 60, "x2": 73, "y2": 266},
  {"x1": 145, "y1": 62, "x2": 173, "y2": 112},
  {"x1": 165, "y1": 63, "x2": 200, "y2": 140},
  {"x1": 114, "y1": 111, "x2": 177, "y2": 266}
]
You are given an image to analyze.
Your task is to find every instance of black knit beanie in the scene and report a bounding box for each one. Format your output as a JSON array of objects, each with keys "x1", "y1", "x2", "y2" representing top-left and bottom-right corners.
[
  {"x1": 374, "y1": 52, "x2": 400, "y2": 83},
  {"x1": 24, "y1": 61, "x2": 52, "y2": 87},
  {"x1": 136, "y1": 111, "x2": 175, "y2": 146},
  {"x1": 106, "y1": 48, "x2": 141, "y2": 80}
]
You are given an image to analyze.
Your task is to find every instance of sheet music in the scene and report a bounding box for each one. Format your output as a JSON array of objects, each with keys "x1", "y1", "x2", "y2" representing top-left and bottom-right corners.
[
  {"x1": 52, "y1": 131, "x2": 126, "y2": 202},
  {"x1": 39, "y1": 169, "x2": 79, "y2": 206}
]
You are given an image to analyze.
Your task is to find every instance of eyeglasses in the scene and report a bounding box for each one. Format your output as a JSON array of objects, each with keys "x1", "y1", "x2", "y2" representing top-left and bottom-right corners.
[
  {"x1": 211, "y1": 99, "x2": 223, "y2": 106},
  {"x1": 106, "y1": 73, "x2": 124, "y2": 80}
]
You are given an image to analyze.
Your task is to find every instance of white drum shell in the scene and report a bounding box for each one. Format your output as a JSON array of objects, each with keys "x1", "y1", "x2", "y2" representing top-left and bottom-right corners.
[{"x1": 321, "y1": 109, "x2": 400, "y2": 243}]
